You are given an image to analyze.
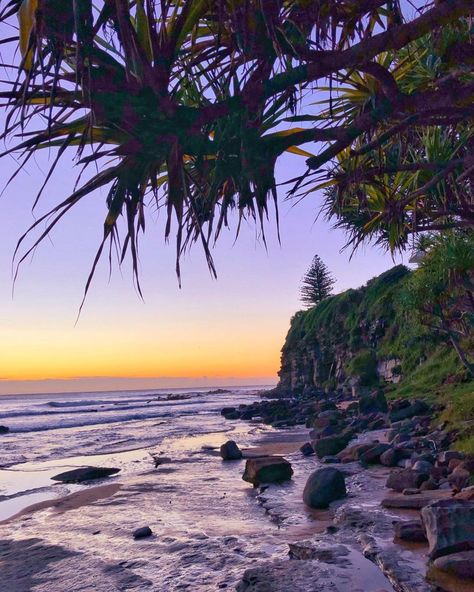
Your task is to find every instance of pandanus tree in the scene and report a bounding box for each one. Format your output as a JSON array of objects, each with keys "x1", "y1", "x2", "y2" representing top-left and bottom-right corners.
[{"x1": 0, "y1": 1, "x2": 473, "y2": 301}]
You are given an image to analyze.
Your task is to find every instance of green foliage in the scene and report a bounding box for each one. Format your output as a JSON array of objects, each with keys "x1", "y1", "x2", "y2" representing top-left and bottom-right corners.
[
  {"x1": 300, "y1": 255, "x2": 335, "y2": 308},
  {"x1": 346, "y1": 350, "x2": 378, "y2": 386},
  {"x1": 0, "y1": 1, "x2": 472, "y2": 298},
  {"x1": 403, "y1": 230, "x2": 474, "y2": 374}
]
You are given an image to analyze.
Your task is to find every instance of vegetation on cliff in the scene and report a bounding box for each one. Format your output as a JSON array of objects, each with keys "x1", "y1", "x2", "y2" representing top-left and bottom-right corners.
[{"x1": 279, "y1": 263, "x2": 473, "y2": 449}]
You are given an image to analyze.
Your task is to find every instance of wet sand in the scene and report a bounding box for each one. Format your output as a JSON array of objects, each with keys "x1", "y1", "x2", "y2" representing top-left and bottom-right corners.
[{"x1": 0, "y1": 483, "x2": 122, "y2": 525}]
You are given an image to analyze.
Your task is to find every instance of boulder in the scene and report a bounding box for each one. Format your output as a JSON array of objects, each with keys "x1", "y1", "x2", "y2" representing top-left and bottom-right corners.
[
  {"x1": 51, "y1": 466, "x2": 121, "y2": 483},
  {"x1": 303, "y1": 467, "x2": 346, "y2": 509},
  {"x1": 449, "y1": 467, "x2": 471, "y2": 491},
  {"x1": 455, "y1": 486, "x2": 474, "y2": 501},
  {"x1": 242, "y1": 457, "x2": 293, "y2": 487},
  {"x1": 386, "y1": 469, "x2": 429, "y2": 493},
  {"x1": 133, "y1": 526, "x2": 152, "y2": 539},
  {"x1": 420, "y1": 478, "x2": 439, "y2": 491},
  {"x1": 437, "y1": 451, "x2": 464, "y2": 466},
  {"x1": 433, "y1": 550, "x2": 474, "y2": 578},
  {"x1": 359, "y1": 443, "x2": 391, "y2": 464},
  {"x1": 394, "y1": 520, "x2": 427, "y2": 542},
  {"x1": 0, "y1": 425, "x2": 10, "y2": 434},
  {"x1": 313, "y1": 435, "x2": 350, "y2": 459},
  {"x1": 299, "y1": 442, "x2": 314, "y2": 456},
  {"x1": 412, "y1": 460, "x2": 433, "y2": 474},
  {"x1": 338, "y1": 443, "x2": 373, "y2": 463},
  {"x1": 380, "y1": 447, "x2": 405, "y2": 467},
  {"x1": 220, "y1": 440, "x2": 242, "y2": 461},
  {"x1": 359, "y1": 391, "x2": 388, "y2": 415},
  {"x1": 421, "y1": 499, "x2": 474, "y2": 559},
  {"x1": 389, "y1": 400, "x2": 429, "y2": 423}
]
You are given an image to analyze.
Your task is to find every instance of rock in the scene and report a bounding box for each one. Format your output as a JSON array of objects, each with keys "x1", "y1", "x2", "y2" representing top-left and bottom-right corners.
[
  {"x1": 449, "y1": 467, "x2": 470, "y2": 491},
  {"x1": 402, "y1": 488, "x2": 421, "y2": 495},
  {"x1": 51, "y1": 466, "x2": 121, "y2": 483},
  {"x1": 380, "y1": 448, "x2": 404, "y2": 467},
  {"x1": 456, "y1": 459, "x2": 474, "y2": 475},
  {"x1": 359, "y1": 443, "x2": 391, "y2": 464},
  {"x1": 382, "y1": 490, "x2": 452, "y2": 510},
  {"x1": 321, "y1": 455, "x2": 341, "y2": 464},
  {"x1": 299, "y1": 442, "x2": 314, "y2": 456},
  {"x1": 412, "y1": 460, "x2": 433, "y2": 474},
  {"x1": 359, "y1": 391, "x2": 388, "y2": 414},
  {"x1": 220, "y1": 440, "x2": 242, "y2": 461},
  {"x1": 394, "y1": 520, "x2": 427, "y2": 542},
  {"x1": 386, "y1": 469, "x2": 429, "y2": 493},
  {"x1": 421, "y1": 499, "x2": 474, "y2": 559},
  {"x1": 303, "y1": 467, "x2": 346, "y2": 509},
  {"x1": 389, "y1": 400, "x2": 429, "y2": 423},
  {"x1": 438, "y1": 451, "x2": 464, "y2": 466},
  {"x1": 313, "y1": 435, "x2": 350, "y2": 458},
  {"x1": 133, "y1": 526, "x2": 152, "y2": 539},
  {"x1": 433, "y1": 550, "x2": 474, "y2": 578},
  {"x1": 242, "y1": 457, "x2": 293, "y2": 487},
  {"x1": 288, "y1": 541, "x2": 350, "y2": 564},
  {"x1": 221, "y1": 406, "x2": 237, "y2": 416},
  {"x1": 0, "y1": 425, "x2": 10, "y2": 434},
  {"x1": 338, "y1": 443, "x2": 373, "y2": 463},
  {"x1": 420, "y1": 478, "x2": 439, "y2": 491},
  {"x1": 455, "y1": 486, "x2": 474, "y2": 501}
]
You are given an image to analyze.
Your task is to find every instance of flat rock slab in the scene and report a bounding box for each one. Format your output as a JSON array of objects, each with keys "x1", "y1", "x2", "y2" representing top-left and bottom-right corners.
[
  {"x1": 236, "y1": 554, "x2": 393, "y2": 592},
  {"x1": 51, "y1": 466, "x2": 121, "y2": 483},
  {"x1": 382, "y1": 490, "x2": 451, "y2": 509}
]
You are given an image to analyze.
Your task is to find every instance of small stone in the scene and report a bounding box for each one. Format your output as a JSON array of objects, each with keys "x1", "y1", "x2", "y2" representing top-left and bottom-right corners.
[
  {"x1": 133, "y1": 526, "x2": 152, "y2": 539},
  {"x1": 0, "y1": 425, "x2": 10, "y2": 434},
  {"x1": 220, "y1": 440, "x2": 242, "y2": 461},
  {"x1": 299, "y1": 442, "x2": 314, "y2": 456},
  {"x1": 394, "y1": 520, "x2": 427, "y2": 542}
]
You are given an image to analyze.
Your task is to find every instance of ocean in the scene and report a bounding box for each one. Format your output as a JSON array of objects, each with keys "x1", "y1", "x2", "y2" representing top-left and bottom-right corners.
[{"x1": 0, "y1": 387, "x2": 393, "y2": 591}]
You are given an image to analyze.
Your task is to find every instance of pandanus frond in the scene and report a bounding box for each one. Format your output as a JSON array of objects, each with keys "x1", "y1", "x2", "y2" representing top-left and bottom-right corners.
[{"x1": 0, "y1": 0, "x2": 473, "y2": 304}]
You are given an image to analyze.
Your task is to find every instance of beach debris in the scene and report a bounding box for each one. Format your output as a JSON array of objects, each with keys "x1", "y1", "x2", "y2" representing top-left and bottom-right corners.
[
  {"x1": 220, "y1": 440, "x2": 242, "y2": 461},
  {"x1": 242, "y1": 457, "x2": 293, "y2": 487},
  {"x1": 303, "y1": 467, "x2": 346, "y2": 509},
  {"x1": 149, "y1": 453, "x2": 172, "y2": 468},
  {"x1": 51, "y1": 466, "x2": 120, "y2": 483},
  {"x1": 133, "y1": 526, "x2": 153, "y2": 539}
]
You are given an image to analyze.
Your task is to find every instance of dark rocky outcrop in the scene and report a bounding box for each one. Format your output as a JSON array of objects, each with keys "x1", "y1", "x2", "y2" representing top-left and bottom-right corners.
[
  {"x1": 51, "y1": 466, "x2": 121, "y2": 483},
  {"x1": 0, "y1": 425, "x2": 10, "y2": 434},
  {"x1": 302, "y1": 467, "x2": 346, "y2": 508},
  {"x1": 242, "y1": 457, "x2": 293, "y2": 487}
]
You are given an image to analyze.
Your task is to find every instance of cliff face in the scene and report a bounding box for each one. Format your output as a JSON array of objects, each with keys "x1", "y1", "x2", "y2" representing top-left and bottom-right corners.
[{"x1": 277, "y1": 266, "x2": 447, "y2": 395}]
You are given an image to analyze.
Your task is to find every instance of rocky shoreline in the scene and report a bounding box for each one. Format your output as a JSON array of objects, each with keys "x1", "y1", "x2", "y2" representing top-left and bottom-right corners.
[{"x1": 220, "y1": 389, "x2": 474, "y2": 591}]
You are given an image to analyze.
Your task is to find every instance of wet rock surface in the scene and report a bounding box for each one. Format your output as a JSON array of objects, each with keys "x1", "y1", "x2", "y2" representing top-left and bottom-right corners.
[
  {"x1": 302, "y1": 467, "x2": 346, "y2": 508},
  {"x1": 51, "y1": 467, "x2": 121, "y2": 483},
  {"x1": 242, "y1": 457, "x2": 293, "y2": 487}
]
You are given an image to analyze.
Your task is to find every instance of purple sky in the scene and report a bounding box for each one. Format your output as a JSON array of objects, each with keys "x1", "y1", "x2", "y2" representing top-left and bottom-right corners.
[{"x1": 0, "y1": 4, "x2": 422, "y2": 395}]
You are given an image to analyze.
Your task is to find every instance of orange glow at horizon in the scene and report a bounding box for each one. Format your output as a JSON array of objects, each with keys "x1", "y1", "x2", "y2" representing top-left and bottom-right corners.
[{"x1": 0, "y1": 320, "x2": 282, "y2": 382}]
